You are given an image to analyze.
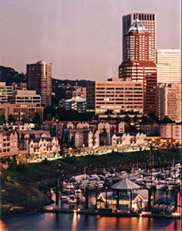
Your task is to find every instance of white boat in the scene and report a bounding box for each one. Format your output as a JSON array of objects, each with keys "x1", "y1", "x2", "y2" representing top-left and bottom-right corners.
[
  {"x1": 88, "y1": 181, "x2": 97, "y2": 189},
  {"x1": 60, "y1": 195, "x2": 69, "y2": 202},
  {"x1": 97, "y1": 180, "x2": 104, "y2": 189},
  {"x1": 62, "y1": 183, "x2": 75, "y2": 193},
  {"x1": 145, "y1": 180, "x2": 156, "y2": 189},
  {"x1": 155, "y1": 182, "x2": 167, "y2": 190},
  {"x1": 167, "y1": 182, "x2": 180, "y2": 191},
  {"x1": 67, "y1": 195, "x2": 77, "y2": 204}
]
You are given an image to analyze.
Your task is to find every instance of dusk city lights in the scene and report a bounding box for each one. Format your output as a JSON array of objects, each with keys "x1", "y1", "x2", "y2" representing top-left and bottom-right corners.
[{"x1": 0, "y1": 0, "x2": 181, "y2": 231}]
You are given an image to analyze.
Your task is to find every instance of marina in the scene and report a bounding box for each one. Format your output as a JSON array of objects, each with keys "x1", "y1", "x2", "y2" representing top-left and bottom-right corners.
[{"x1": 46, "y1": 163, "x2": 182, "y2": 219}]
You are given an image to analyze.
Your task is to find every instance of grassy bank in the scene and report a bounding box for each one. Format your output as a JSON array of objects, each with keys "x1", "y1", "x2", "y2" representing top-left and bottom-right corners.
[{"x1": 1, "y1": 148, "x2": 181, "y2": 217}]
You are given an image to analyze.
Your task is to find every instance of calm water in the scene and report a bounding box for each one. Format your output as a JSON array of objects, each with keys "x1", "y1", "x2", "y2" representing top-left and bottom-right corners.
[
  {"x1": 1, "y1": 212, "x2": 182, "y2": 231},
  {"x1": 1, "y1": 192, "x2": 182, "y2": 231}
]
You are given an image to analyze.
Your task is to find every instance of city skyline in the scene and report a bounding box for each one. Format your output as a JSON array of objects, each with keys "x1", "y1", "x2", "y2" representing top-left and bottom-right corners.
[{"x1": 0, "y1": 0, "x2": 181, "y2": 80}]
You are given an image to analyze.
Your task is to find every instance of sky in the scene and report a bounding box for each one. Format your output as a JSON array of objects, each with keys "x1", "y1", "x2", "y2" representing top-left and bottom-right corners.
[{"x1": 0, "y1": 0, "x2": 181, "y2": 80}]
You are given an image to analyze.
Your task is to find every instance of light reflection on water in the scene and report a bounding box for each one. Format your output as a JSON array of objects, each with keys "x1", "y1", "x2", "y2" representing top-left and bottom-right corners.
[
  {"x1": 1, "y1": 212, "x2": 181, "y2": 231},
  {"x1": 0, "y1": 220, "x2": 8, "y2": 231},
  {"x1": 2, "y1": 192, "x2": 182, "y2": 231}
]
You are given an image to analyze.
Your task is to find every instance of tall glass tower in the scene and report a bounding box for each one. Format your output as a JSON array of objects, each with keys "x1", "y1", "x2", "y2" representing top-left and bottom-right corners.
[{"x1": 27, "y1": 61, "x2": 52, "y2": 106}]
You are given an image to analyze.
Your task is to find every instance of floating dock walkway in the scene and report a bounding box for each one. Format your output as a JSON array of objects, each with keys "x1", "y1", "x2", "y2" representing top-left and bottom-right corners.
[{"x1": 43, "y1": 207, "x2": 182, "y2": 219}]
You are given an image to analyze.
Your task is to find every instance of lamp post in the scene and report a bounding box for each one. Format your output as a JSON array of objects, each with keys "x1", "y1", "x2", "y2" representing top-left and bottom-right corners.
[
  {"x1": 105, "y1": 186, "x2": 108, "y2": 208},
  {"x1": 95, "y1": 183, "x2": 98, "y2": 210},
  {"x1": 116, "y1": 190, "x2": 119, "y2": 211},
  {"x1": 85, "y1": 186, "x2": 89, "y2": 210},
  {"x1": 55, "y1": 177, "x2": 59, "y2": 210},
  {"x1": 104, "y1": 180, "x2": 109, "y2": 209},
  {"x1": 130, "y1": 189, "x2": 133, "y2": 213},
  {"x1": 60, "y1": 170, "x2": 64, "y2": 209},
  {"x1": 55, "y1": 164, "x2": 63, "y2": 210},
  {"x1": 148, "y1": 187, "x2": 152, "y2": 212}
]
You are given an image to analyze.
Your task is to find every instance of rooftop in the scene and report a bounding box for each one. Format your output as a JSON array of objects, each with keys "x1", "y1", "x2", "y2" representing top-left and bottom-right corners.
[
  {"x1": 66, "y1": 97, "x2": 86, "y2": 103},
  {"x1": 128, "y1": 19, "x2": 147, "y2": 34}
]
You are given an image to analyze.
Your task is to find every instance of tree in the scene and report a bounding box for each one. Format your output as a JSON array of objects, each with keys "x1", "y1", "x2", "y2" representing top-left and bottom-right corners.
[
  {"x1": 8, "y1": 114, "x2": 16, "y2": 123},
  {"x1": 54, "y1": 113, "x2": 60, "y2": 121},
  {"x1": 9, "y1": 155, "x2": 18, "y2": 171},
  {"x1": 0, "y1": 115, "x2": 6, "y2": 124},
  {"x1": 30, "y1": 133, "x2": 35, "y2": 139},
  {"x1": 44, "y1": 106, "x2": 56, "y2": 120},
  {"x1": 33, "y1": 112, "x2": 42, "y2": 125},
  {"x1": 45, "y1": 113, "x2": 52, "y2": 121},
  {"x1": 123, "y1": 114, "x2": 131, "y2": 124},
  {"x1": 148, "y1": 111, "x2": 158, "y2": 122}
]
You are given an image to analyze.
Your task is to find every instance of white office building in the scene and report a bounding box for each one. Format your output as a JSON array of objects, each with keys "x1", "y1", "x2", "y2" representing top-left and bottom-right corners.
[{"x1": 156, "y1": 49, "x2": 181, "y2": 84}]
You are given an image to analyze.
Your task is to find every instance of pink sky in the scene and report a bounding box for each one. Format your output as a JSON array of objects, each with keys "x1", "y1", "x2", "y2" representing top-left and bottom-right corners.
[{"x1": 0, "y1": 0, "x2": 181, "y2": 80}]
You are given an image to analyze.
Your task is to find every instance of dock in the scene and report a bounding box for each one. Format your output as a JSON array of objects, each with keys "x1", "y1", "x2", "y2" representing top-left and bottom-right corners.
[{"x1": 43, "y1": 207, "x2": 182, "y2": 219}]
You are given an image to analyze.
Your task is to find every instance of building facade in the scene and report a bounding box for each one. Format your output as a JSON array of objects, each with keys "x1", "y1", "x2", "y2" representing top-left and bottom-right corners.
[
  {"x1": 160, "y1": 122, "x2": 182, "y2": 144},
  {"x1": 0, "y1": 82, "x2": 13, "y2": 104},
  {"x1": 12, "y1": 90, "x2": 41, "y2": 106},
  {"x1": 27, "y1": 61, "x2": 52, "y2": 106},
  {"x1": 0, "y1": 131, "x2": 18, "y2": 157},
  {"x1": 156, "y1": 83, "x2": 182, "y2": 122},
  {"x1": 112, "y1": 132, "x2": 148, "y2": 147},
  {"x1": 156, "y1": 49, "x2": 181, "y2": 84},
  {"x1": 87, "y1": 80, "x2": 144, "y2": 115},
  {"x1": 123, "y1": 13, "x2": 156, "y2": 62},
  {"x1": 123, "y1": 19, "x2": 152, "y2": 62},
  {"x1": 27, "y1": 137, "x2": 60, "y2": 158},
  {"x1": 0, "y1": 103, "x2": 43, "y2": 121}
]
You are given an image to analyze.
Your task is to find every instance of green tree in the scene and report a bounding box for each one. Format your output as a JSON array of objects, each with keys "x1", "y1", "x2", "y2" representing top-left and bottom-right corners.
[
  {"x1": 33, "y1": 112, "x2": 42, "y2": 125},
  {"x1": 44, "y1": 106, "x2": 56, "y2": 120},
  {"x1": 9, "y1": 155, "x2": 18, "y2": 171},
  {"x1": 123, "y1": 114, "x2": 131, "y2": 124},
  {"x1": 0, "y1": 115, "x2": 6, "y2": 124},
  {"x1": 46, "y1": 113, "x2": 52, "y2": 121},
  {"x1": 54, "y1": 113, "x2": 60, "y2": 121},
  {"x1": 8, "y1": 114, "x2": 16, "y2": 123}
]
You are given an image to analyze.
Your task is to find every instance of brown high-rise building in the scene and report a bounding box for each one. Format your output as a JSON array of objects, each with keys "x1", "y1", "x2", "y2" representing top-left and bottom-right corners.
[
  {"x1": 27, "y1": 61, "x2": 52, "y2": 106},
  {"x1": 119, "y1": 19, "x2": 157, "y2": 115},
  {"x1": 123, "y1": 13, "x2": 156, "y2": 63}
]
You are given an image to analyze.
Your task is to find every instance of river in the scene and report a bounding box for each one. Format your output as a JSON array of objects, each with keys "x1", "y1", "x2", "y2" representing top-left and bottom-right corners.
[
  {"x1": 1, "y1": 211, "x2": 182, "y2": 231},
  {"x1": 1, "y1": 192, "x2": 182, "y2": 231}
]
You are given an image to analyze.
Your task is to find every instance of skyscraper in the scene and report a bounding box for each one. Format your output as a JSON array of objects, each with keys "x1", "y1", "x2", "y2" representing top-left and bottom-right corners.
[
  {"x1": 156, "y1": 83, "x2": 181, "y2": 122},
  {"x1": 27, "y1": 61, "x2": 52, "y2": 106},
  {"x1": 122, "y1": 19, "x2": 152, "y2": 62},
  {"x1": 119, "y1": 19, "x2": 157, "y2": 115},
  {"x1": 123, "y1": 13, "x2": 156, "y2": 63},
  {"x1": 156, "y1": 49, "x2": 181, "y2": 83}
]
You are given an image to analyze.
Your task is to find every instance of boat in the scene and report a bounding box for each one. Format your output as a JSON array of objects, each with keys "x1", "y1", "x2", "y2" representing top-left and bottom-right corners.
[
  {"x1": 67, "y1": 195, "x2": 77, "y2": 204},
  {"x1": 62, "y1": 183, "x2": 75, "y2": 194},
  {"x1": 155, "y1": 182, "x2": 167, "y2": 190},
  {"x1": 60, "y1": 195, "x2": 69, "y2": 202}
]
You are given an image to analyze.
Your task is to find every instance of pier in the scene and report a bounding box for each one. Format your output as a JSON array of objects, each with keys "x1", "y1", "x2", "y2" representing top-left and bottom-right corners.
[{"x1": 43, "y1": 207, "x2": 182, "y2": 219}]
